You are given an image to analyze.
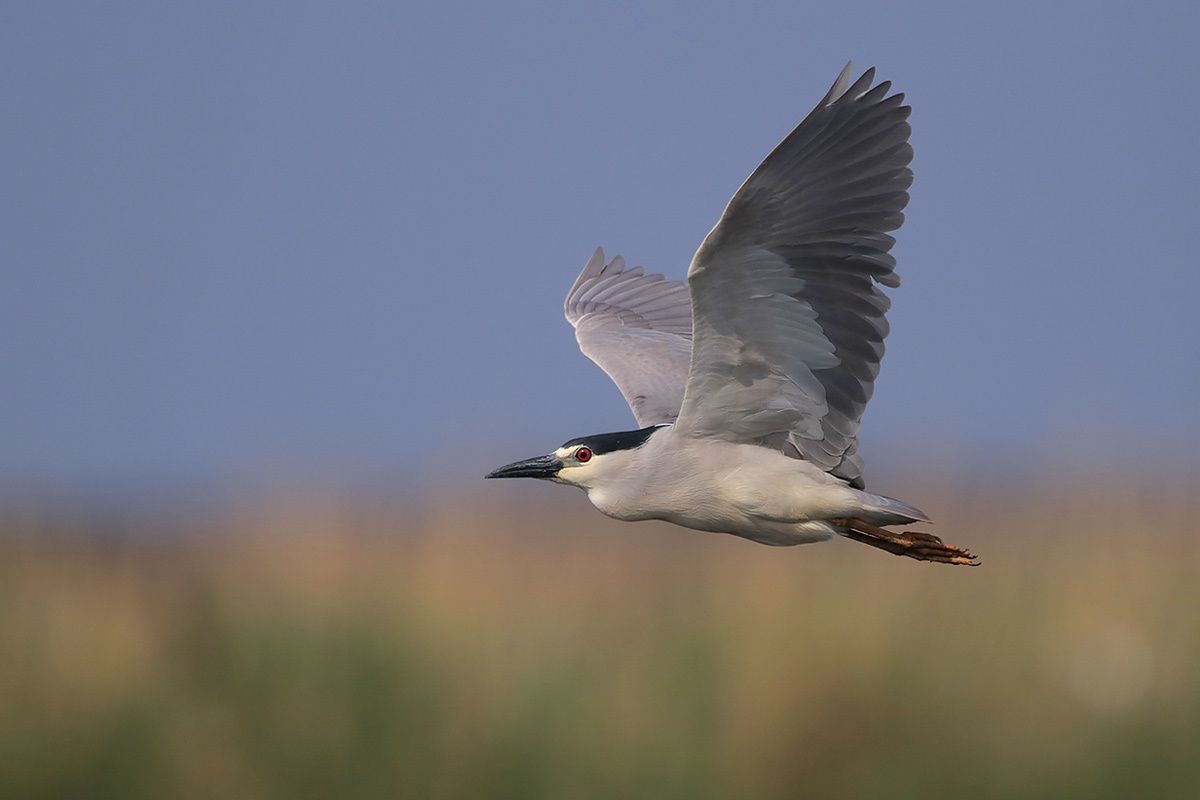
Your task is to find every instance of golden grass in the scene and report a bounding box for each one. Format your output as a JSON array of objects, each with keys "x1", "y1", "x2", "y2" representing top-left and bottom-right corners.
[{"x1": 1, "y1": 481, "x2": 1198, "y2": 798}]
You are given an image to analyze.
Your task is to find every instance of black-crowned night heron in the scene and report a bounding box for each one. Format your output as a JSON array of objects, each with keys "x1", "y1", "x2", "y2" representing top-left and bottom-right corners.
[{"x1": 487, "y1": 64, "x2": 977, "y2": 566}]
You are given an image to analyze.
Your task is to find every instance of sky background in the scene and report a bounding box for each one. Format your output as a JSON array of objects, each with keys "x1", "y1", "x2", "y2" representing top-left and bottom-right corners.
[{"x1": 3, "y1": 1, "x2": 1198, "y2": 499}]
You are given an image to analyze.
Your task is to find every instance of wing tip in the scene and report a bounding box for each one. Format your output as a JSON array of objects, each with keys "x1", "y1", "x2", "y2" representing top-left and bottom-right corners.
[
  {"x1": 588, "y1": 246, "x2": 605, "y2": 272},
  {"x1": 567, "y1": 246, "x2": 690, "y2": 326},
  {"x1": 566, "y1": 247, "x2": 607, "y2": 316},
  {"x1": 822, "y1": 61, "x2": 855, "y2": 106},
  {"x1": 824, "y1": 63, "x2": 910, "y2": 107}
]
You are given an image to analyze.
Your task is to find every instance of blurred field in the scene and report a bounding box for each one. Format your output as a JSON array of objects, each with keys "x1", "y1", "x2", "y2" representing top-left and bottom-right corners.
[{"x1": 2, "y1": 480, "x2": 1198, "y2": 799}]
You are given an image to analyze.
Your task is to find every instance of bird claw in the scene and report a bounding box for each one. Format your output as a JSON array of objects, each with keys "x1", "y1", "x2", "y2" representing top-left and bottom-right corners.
[
  {"x1": 901, "y1": 530, "x2": 980, "y2": 566},
  {"x1": 835, "y1": 518, "x2": 980, "y2": 566}
]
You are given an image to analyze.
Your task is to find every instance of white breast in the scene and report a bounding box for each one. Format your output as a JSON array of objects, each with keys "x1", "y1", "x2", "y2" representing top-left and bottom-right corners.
[{"x1": 584, "y1": 427, "x2": 858, "y2": 539}]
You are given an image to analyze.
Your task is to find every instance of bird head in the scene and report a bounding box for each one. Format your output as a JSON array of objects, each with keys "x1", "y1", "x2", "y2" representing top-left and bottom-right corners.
[{"x1": 485, "y1": 426, "x2": 663, "y2": 488}]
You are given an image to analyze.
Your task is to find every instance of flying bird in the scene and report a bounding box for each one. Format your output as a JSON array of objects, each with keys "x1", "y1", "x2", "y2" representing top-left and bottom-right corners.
[{"x1": 487, "y1": 64, "x2": 976, "y2": 565}]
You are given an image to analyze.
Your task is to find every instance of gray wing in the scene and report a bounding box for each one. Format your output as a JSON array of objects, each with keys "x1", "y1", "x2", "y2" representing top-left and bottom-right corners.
[
  {"x1": 565, "y1": 248, "x2": 693, "y2": 427},
  {"x1": 674, "y1": 65, "x2": 913, "y2": 487}
]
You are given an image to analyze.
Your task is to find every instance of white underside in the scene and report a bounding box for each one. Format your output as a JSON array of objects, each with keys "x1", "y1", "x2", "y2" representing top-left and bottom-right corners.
[{"x1": 571, "y1": 427, "x2": 923, "y2": 547}]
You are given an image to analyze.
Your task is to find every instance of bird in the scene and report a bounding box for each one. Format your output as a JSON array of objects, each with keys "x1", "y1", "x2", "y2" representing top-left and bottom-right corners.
[{"x1": 486, "y1": 64, "x2": 977, "y2": 566}]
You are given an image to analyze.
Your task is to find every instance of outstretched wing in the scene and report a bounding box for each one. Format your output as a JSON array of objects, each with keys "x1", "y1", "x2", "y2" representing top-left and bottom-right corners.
[
  {"x1": 565, "y1": 248, "x2": 693, "y2": 427},
  {"x1": 675, "y1": 64, "x2": 914, "y2": 487}
]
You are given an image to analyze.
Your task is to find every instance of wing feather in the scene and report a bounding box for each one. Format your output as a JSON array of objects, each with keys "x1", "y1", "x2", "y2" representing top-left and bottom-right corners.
[
  {"x1": 564, "y1": 248, "x2": 692, "y2": 427},
  {"x1": 675, "y1": 65, "x2": 914, "y2": 487}
]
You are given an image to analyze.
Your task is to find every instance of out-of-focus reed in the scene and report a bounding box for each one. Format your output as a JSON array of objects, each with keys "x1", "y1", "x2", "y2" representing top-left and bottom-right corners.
[{"x1": 1, "y1": 480, "x2": 1197, "y2": 799}]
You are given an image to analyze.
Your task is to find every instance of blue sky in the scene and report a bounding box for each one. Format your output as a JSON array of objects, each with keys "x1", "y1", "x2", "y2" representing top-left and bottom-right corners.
[{"x1": 3, "y1": 1, "x2": 1198, "y2": 496}]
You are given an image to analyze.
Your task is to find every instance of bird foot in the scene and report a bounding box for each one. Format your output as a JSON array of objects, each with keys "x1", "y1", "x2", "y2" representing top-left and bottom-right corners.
[{"x1": 831, "y1": 517, "x2": 979, "y2": 566}]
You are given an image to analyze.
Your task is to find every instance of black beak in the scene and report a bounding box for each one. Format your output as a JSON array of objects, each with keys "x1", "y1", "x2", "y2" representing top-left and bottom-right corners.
[{"x1": 484, "y1": 454, "x2": 563, "y2": 480}]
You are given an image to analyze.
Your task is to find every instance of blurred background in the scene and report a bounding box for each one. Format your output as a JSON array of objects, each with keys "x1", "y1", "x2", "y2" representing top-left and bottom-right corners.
[{"x1": 3, "y1": 1, "x2": 1198, "y2": 797}]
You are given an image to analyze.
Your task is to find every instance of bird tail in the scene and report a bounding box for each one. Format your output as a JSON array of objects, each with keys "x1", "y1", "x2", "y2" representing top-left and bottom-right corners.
[{"x1": 852, "y1": 490, "x2": 931, "y2": 526}]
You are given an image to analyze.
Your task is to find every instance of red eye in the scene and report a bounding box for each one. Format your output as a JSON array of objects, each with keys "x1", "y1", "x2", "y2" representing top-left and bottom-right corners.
[{"x1": 575, "y1": 447, "x2": 592, "y2": 462}]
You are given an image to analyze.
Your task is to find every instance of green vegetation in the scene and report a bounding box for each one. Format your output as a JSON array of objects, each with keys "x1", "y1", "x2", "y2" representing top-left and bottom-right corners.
[{"x1": 2, "y1": 484, "x2": 1197, "y2": 798}]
